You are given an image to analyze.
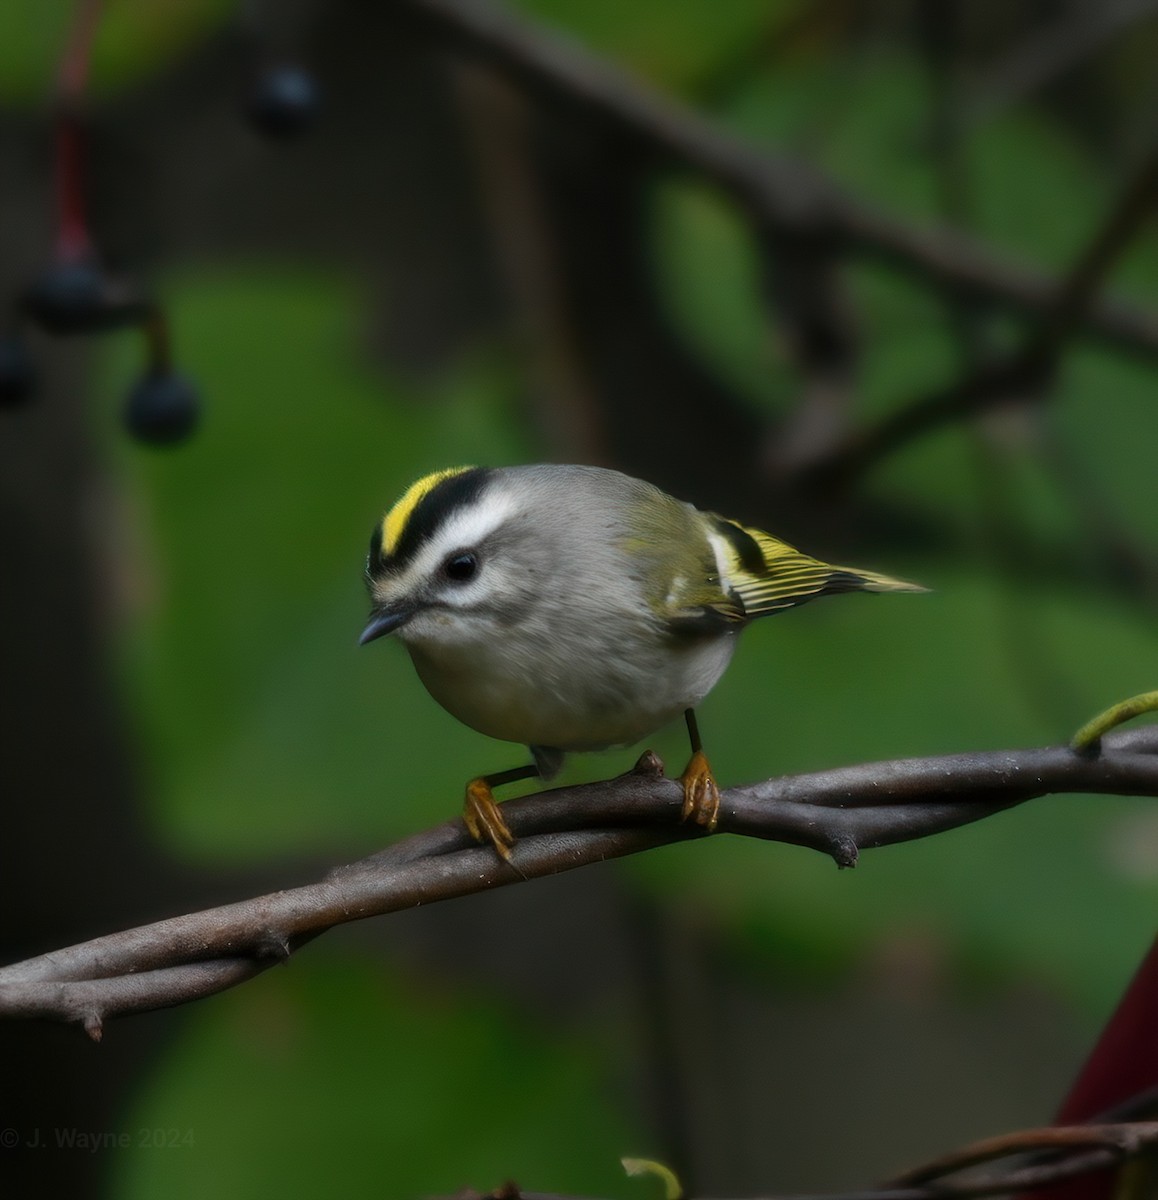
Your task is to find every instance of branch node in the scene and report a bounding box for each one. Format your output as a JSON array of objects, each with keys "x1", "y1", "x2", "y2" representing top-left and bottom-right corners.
[
  {"x1": 1071, "y1": 738, "x2": 1104, "y2": 761},
  {"x1": 82, "y1": 1010, "x2": 103, "y2": 1042},
  {"x1": 630, "y1": 749, "x2": 666, "y2": 778},
  {"x1": 829, "y1": 836, "x2": 859, "y2": 869},
  {"x1": 256, "y1": 931, "x2": 293, "y2": 962}
]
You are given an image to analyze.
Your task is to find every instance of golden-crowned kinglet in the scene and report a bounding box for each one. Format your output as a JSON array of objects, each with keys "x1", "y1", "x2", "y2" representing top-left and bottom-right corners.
[{"x1": 360, "y1": 464, "x2": 924, "y2": 858}]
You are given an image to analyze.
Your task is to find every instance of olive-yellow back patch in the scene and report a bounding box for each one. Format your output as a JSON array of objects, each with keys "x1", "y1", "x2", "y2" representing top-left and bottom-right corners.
[{"x1": 381, "y1": 466, "x2": 475, "y2": 556}]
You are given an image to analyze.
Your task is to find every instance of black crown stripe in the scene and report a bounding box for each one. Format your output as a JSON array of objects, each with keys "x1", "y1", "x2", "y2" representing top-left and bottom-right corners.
[{"x1": 388, "y1": 467, "x2": 493, "y2": 569}]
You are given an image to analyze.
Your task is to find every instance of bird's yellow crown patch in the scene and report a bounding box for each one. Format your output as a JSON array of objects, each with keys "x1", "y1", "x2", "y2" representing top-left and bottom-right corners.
[{"x1": 381, "y1": 466, "x2": 475, "y2": 555}]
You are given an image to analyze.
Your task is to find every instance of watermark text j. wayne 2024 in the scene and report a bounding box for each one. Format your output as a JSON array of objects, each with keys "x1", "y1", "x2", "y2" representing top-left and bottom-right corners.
[{"x1": 1, "y1": 1127, "x2": 195, "y2": 1152}]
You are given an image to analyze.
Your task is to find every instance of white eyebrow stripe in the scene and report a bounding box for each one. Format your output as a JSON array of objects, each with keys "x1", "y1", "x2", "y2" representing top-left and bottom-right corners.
[
  {"x1": 435, "y1": 491, "x2": 518, "y2": 553},
  {"x1": 383, "y1": 491, "x2": 517, "y2": 596}
]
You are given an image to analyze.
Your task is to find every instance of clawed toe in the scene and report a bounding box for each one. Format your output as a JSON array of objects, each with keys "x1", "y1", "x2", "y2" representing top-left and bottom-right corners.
[
  {"x1": 463, "y1": 778, "x2": 516, "y2": 861},
  {"x1": 679, "y1": 750, "x2": 720, "y2": 832}
]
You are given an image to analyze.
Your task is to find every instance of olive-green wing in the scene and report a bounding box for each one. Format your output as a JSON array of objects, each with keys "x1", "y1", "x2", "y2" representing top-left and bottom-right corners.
[
  {"x1": 651, "y1": 558, "x2": 746, "y2": 636},
  {"x1": 619, "y1": 489, "x2": 748, "y2": 636},
  {"x1": 708, "y1": 515, "x2": 926, "y2": 619}
]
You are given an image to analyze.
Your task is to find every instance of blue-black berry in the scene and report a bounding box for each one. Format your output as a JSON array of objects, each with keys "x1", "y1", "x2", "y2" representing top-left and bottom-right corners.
[
  {"x1": 23, "y1": 259, "x2": 148, "y2": 335},
  {"x1": 124, "y1": 371, "x2": 200, "y2": 445},
  {"x1": 246, "y1": 65, "x2": 319, "y2": 138}
]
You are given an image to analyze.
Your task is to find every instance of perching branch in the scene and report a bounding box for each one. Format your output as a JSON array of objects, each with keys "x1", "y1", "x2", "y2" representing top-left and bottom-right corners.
[
  {"x1": 3, "y1": 727, "x2": 1158, "y2": 1037},
  {"x1": 393, "y1": 0, "x2": 1158, "y2": 360}
]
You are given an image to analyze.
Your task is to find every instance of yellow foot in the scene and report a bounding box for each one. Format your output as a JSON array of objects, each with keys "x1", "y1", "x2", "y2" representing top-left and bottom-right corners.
[
  {"x1": 680, "y1": 750, "x2": 720, "y2": 832},
  {"x1": 463, "y1": 777, "x2": 515, "y2": 860}
]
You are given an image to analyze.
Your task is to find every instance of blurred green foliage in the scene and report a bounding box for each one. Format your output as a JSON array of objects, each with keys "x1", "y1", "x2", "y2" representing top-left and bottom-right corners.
[
  {"x1": 515, "y1": 0, "x2": 788, "y2": 94},
  {"x1": 8, "y1": 1, "x2": 1158, "y2": 1196},
  {"x1": 112, "y1": 955, "x2": 638, "y2": 1199}
]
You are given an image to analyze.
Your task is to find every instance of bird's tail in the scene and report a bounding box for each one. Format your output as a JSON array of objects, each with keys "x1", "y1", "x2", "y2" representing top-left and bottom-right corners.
[
  {"x1": 712, "y1": 516, "x2": 927, "y2": 618},
  {"x1": 834, "y1": 563, "x2": 929, "y2": 595}
]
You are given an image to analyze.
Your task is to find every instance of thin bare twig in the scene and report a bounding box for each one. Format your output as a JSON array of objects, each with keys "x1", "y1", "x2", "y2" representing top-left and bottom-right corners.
[
  {"x1": 795, "y1": 143, "x2": 1158, "y2": 490},
  {"x1": 958, "y1": 0, "x2": 1158, "y2": 135},
  {"x1": 392, "y1": 0, "x2": 1158, "y2": 360},
  {"x1": 2, "y1": 729, "x2": 1158, "y2": 1035},
  {"x1": 391, "y1": 0, "x2": 1158, "y2": 501}
]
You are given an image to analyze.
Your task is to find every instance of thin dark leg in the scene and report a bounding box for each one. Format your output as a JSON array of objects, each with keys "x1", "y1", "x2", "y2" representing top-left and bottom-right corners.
[
  {"x1": 684, "y1": 708, "x2": 703, "y2": 755},
  {"x1": 482, "y1": 762, "x2": 541, "y2": 789},
  {"x1": 680, "y1": 709, "x2": 720, "y2": 831},
  {"x1": 464, "y1": 759, "x2": 543, "y2": 864}
]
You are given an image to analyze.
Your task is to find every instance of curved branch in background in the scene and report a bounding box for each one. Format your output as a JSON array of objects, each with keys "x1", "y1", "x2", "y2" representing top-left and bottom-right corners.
[
  {"x1": 1, "y1": 728, "x2": 1157, "y2": 1035},
  {"x1": 394, "y1": 0, "x2": 1158, "y2": 360},
  {"x1": 794, "y1": 144, "x2": 1158, "y2": 490},
  {"x1": 958, "y1": 0, "x2": 1158, "y2": 136}
]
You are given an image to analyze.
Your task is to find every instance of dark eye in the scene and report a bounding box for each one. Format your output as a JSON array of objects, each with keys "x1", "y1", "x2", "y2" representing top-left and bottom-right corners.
[{"x1": 443, "y1": 551, "x2": 478, "y2": 582}]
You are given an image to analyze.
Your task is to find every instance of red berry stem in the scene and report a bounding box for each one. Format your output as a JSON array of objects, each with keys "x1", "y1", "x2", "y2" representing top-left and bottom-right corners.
[
  {"x1": 57, "y1": 0, "x2": 103, "y2": 97},
  {"x1": 53, "y1": 0, "x2": 106, "y2": 260},
  {"x1": 54, "y1": 116, "x2": 92, "y2": 260}
]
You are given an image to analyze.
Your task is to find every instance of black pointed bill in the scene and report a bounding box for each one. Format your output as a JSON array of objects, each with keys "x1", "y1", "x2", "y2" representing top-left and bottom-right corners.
[{"x1": 359, "y1": 607, "x2": 412, "y2": 645}]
